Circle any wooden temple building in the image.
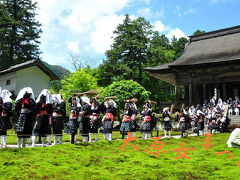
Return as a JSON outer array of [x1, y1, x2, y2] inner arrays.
[[144, 25, 240, 106]]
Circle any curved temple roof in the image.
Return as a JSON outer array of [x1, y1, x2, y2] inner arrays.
[[144, 25, 240, 84]]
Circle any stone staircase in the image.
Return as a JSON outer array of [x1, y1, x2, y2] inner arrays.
[[229, 115, 240, 129]]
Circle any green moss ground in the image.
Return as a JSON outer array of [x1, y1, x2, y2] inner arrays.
[[0, 131, 239, 179]]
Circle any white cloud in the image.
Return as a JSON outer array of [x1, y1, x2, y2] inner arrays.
[[153, 21, 170, 33], [90, 15, 125, 53], [66, 41, 80, 54], [184, 8, 196, 15], [153, 21, 186, 40], [167, 28, 187, 39], [137, 8, 152, 18], [32, 0, 133, 65], [90, 15, 138, 53]]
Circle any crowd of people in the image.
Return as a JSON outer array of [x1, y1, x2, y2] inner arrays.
[[0, 86, 236, 148]]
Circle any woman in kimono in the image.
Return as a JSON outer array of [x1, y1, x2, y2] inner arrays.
[[234, 96, 240, 115], [32, 89, 53, 147], [52, 94, 66, 145], [0, 89, 13, 147], [79, 96, 91, 142], [120, 101, 133, 139], [141, 103, 153, 140], [89, 97, 102, 142], [130, 103, 138, 138], [228, 98, 234, 116], [65, 96, 81, 144], [162, 107, 172, 137], [101, 99, 117, 141], [178, 104, 190, 137], [15, 87, 36, 148], [196, 105, 205, 135]]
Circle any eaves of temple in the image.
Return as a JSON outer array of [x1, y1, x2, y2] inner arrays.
[[143, 25, 240, 105]]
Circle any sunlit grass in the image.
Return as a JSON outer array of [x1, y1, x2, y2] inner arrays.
[[0, 131, 239, 179]]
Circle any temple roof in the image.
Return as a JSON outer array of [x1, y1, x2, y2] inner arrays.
[[144, 25, 240, 83]]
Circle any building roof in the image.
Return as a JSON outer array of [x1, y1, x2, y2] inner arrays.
[[144, 25, 240, 83], [0, 60, 59, 80]]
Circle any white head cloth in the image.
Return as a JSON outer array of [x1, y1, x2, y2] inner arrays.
[[108, 100, 116, 108], [72, 97, 81, 107], [52, 94, 63, 104], [132, 103, 137, 110], [1, 89, 12, 103], [163, 107, 169, 113], [36, 89, 53, 104], [183, 108, 188, 115], [81, 96, 90, 105], [16, 87, 35, 101]]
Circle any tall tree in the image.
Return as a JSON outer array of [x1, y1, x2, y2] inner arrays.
[[171, 36, 188, 59], [105, 14, 153, 85], [0, 0, 42, 71]]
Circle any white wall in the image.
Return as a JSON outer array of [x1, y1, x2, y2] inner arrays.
[[16, 66, 51, 98], [0, 72, 17, 93]]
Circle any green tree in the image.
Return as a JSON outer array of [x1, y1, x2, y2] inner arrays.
[[0, 0, 42, 71], [171, 36, 188, 59], [61, 69, 99, 99], [144, 32, 176, 102], [105, 14, 153, 85], [101, 80, 150, 109], [193, 29, 206, 35]]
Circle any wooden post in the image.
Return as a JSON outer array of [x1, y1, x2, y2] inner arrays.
[[176, 85, 181, 102], [203, 83, 206, 102], [223, 82, 227, 101], [189, 83, 192, 105], [193, 82, 197, 105], [184, 85, 188, 105]]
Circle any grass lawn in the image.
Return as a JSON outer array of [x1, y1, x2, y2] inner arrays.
[[0, 131, 239, 179]]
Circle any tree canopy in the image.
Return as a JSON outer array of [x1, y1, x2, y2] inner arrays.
[[0, 0, 42, 71], [96, 14, 187, 103], [61, 69, 99, 99], [101, 80, 150, 109]]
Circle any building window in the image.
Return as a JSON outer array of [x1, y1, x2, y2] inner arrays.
[[6, 80, 11, 86]]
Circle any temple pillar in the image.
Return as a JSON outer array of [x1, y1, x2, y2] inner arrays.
[[189, 83, 193, 105], [203, 83, 206, 102], [223, 82, 227, 101]]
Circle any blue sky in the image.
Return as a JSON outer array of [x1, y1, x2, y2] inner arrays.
[[33, 0, 240, 71]]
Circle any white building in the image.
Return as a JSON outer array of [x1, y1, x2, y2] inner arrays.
[[0, 60, 59, 98]]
